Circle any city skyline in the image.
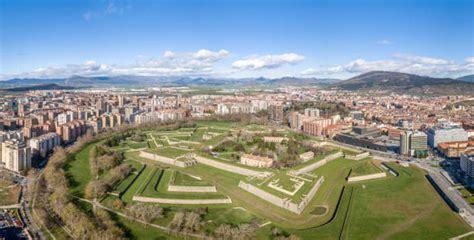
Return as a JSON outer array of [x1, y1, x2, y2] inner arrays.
[[1, 0, 473, 80]]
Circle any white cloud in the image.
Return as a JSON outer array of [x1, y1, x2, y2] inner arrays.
[[193, 49, 229, 61], [232, 53, 304, 70], [466, 57, 474, 64], [302, 55, 474, 77], [377, 39, 393, 45], [163, 51, 175, 58], [1, 49, 231, 80]]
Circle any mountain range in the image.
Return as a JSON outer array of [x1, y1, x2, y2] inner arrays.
[[457, 74, 474, 82], [0, 76, 340, 88], [330, 71, 474, 95], [1, 72, 473, 95]]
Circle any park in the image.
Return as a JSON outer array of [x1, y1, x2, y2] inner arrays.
[[61, 120, 471, 239]]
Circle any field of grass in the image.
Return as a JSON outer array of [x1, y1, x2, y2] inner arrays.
[[349, 160, 382, 177], [66, 142, 96, 197], [138, 168, 227, 200], [0, 179, 20, 205], [64, 123, 472, 240], [148, 146, 190, 158], [171, 171, 211, 186]]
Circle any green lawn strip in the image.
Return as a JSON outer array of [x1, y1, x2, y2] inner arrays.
[[66, 142, 97, 197], [203, 134, 226, 146], [195, 120, 237, 128], [124, 140, 148, 149], [120, 165, 153, 203], [190, 128, 207, 141]]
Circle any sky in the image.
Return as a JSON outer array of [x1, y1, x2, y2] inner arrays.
[[0, 0, 473, 80]]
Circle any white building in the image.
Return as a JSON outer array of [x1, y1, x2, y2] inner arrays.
[[0, 131, 23, 163], [240, 154, 274, 168], [29, 132, 60, 158], [427, 125, 468, 148], [135, 110, 185, 125], [217, 103, 230, 115], [1, 139, 31, 173]]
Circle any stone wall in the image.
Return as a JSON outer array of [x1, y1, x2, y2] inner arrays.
[[194, 156, 271, 178], [347, 172, 386, 182], [238, 176, 324, 214], [139, 151, 187, 168], [345, 151, 370, 160], [133, 196, 232, 204], [167, 185, 217, 193], [291, 152, 343, 175]]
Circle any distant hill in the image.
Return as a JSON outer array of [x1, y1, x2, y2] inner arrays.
[[457, 74, 474, 82], [2, 83, 75, 92], [0, 76, 141, 88], [331, 71, 474, 95], [0, 76, 340, 88]]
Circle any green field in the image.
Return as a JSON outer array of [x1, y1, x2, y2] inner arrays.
[[349, 160, 382, 177], [138, 167, 226, 200], [171, 171, 211, 186], [148, 146, 191, 158], [63, 122, 472, 240], [67, 143, 95, 197]]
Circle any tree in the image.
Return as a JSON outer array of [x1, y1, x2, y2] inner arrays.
[[169, 211, 185, 232], [184, 211, 201, 232]]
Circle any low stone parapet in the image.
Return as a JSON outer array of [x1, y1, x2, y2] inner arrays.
[[291, 152, 343, 175], [194, 155, 271, 178], [132, 196, 232, 204], [347, 172, 386, 182], [139, 151, 187, 168], [345, 151, 370, 160], [238, 176, 324, 214], [167, 185, 217, 193]]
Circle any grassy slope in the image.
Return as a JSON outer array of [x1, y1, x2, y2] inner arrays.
[[67, 143, 95, 197]]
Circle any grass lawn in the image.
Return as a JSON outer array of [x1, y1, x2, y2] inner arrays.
[[0, 179, 20, 205], [125, 141, 148, 149], [148, 147, 190, 158], [349, 160, 382, 177], [139, 168, 227, 200], [171, 171, 212, 186], [66, 142, 96, 197], [64, 123, 473, 240]]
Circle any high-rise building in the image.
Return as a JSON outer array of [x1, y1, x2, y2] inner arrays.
[[400, 131, 411, 156], [29, 132, 60, 158], [460, 153, 474, 178], [269, 104, 284, 122], [304, 108, 320, 118], [0, 131, 23, 163], [410, 131, 428, 151], [1, 139, 31, 173]]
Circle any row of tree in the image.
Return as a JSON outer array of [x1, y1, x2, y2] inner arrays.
[[39, 132, 126, 239]]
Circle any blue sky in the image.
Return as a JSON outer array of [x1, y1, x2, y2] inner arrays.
[[1, 0, 473, 80]]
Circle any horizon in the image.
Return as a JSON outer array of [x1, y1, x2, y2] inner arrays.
[[1, 0, 473, 80]]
